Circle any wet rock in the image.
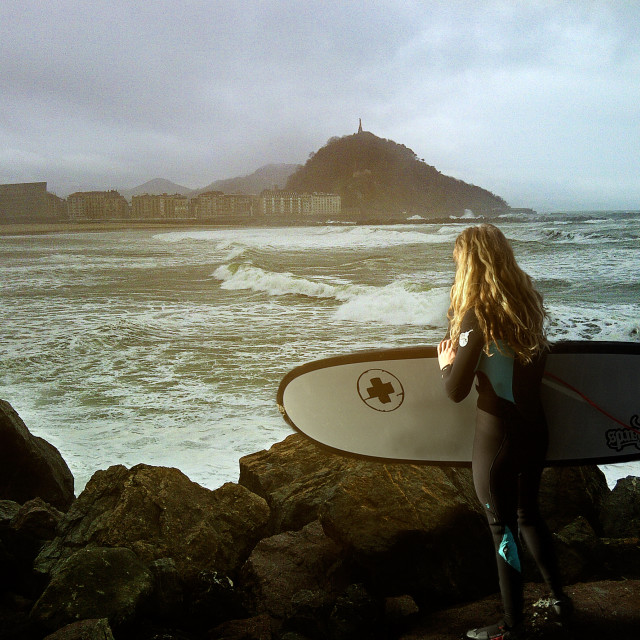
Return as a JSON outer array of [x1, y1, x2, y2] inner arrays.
[[538, 466, 609, 533], [0, 400, 75, 511], [34, 464, 270, 586], [327, 583, 384, 640], [147, 557, 184, 624], [0, 499, 20, 523], [318, 462, 495, 603], [11, 497, 64, 541], [239, 434, 356, 533], [5, 497, 65, 596], [239, 434, 611, 608], [186, 570, 246, 632], [600, 476, 640, 538], [241, 520, 347, 620], [599, 537, 640, 577], [42, 617, 115, 639], [209, 613, 276, 640], [31, 546, 154, 632], [554, 516, 601, 584]]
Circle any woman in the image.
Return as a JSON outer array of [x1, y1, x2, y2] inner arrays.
[[437, 224, 572, 640]]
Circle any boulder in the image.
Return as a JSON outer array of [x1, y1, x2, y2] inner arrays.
[[11, 497, 64, 541], [538, 466, 609, 533], [554, 516, 601, 584], [43, 618, 115, 639], [0, 499, 20, 523], [326, 583, 384, 640], [599, 537, 640, 577], [147, 557, 184, 623], [239, 434, 357, 533], [241, 520, 348, 620], [0, 400, 75, 511], [34, 464, 270, 586], [600, 476, 640, 538], [209, 613, 276, 640], [239, 434, 611, 607], [318, 461, 494, 603], [31, 546, 153, 632], [7, 497, 65, 593]]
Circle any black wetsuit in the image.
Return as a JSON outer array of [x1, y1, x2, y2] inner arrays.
[[441, 308, 562, 627]]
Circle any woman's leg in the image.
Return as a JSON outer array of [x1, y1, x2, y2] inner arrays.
[[472, 409, 524, 628], [517, 465, 564, 599]]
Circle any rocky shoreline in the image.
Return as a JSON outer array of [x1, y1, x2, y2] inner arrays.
[[1, 398, 639, 639]]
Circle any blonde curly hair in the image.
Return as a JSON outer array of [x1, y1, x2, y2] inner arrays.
[[447, 224, 548, 363]]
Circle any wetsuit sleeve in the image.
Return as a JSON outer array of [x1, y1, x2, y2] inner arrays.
[[441, 308, 483, 403]]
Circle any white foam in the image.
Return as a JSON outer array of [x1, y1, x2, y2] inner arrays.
[[212, 263, 356, 299], [334, 283, 450, 326], [212, 262, 451, 327], [547, 303, 640, 342], [156, 225, 453, 251]]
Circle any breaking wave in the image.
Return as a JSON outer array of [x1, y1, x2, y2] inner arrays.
[[212, 262, 450, 326]]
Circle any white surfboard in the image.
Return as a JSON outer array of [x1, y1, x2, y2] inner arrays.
[[277, 342, 640, 466]]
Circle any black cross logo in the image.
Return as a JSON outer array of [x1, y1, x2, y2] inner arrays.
[[366, 377, 395, 404]]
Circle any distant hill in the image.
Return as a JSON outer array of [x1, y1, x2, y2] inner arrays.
[[285, 132, 508, 216], [120, 179, 192, 200], [191, 163, 301, 196]]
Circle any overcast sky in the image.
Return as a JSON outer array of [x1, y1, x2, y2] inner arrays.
[[1, 1, 639, 211]]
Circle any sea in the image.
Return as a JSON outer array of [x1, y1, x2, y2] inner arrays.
[[1, 210, 639, 495]]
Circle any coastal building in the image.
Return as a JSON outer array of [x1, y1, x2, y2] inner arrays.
[[0, 181, 62, 222], [258, 189, 341, 216], [131, 193, 191, 219], [68, 190, 129, 220], [309, 193, 341, 216], [46, 192, 68, 219], [192, 191, 254, 218]]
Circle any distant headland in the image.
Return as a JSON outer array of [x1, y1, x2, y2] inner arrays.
[[1, 125, 534, 227]]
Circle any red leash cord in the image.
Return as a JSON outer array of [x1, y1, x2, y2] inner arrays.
[[543, 371, 640, 436]]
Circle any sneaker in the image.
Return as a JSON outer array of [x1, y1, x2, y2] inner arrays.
[[464, 620, 524, 639], [552, 595, 574, 627]]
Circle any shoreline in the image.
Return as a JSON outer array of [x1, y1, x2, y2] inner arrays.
[[0, 220, 244, 236]]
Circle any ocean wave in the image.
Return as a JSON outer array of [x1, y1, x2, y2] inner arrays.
[[212, 262, 450, 326], [213, 263, 356, 299], [156, 225, 455, 251], [547, 303, 640, 342], [450, 209, 484, 220], [334, 282, 450, 326]]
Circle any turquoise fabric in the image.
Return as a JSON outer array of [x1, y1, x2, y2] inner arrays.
[[499, 526, 521, 572], [476, 341, 515, 404]]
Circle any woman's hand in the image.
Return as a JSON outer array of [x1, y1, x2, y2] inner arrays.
[[437, 339, 456, 369]]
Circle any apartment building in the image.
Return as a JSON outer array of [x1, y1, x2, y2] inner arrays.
[[68, 190, 129, 220], [192, 191, 254, 218], [131, 193, 191, 219], [259, 189, 341, 216]]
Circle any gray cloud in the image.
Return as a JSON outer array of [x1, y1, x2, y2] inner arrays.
[[1, 0, 639, 210]]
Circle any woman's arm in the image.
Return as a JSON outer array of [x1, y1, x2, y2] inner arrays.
[[439, 308, 484, 403]]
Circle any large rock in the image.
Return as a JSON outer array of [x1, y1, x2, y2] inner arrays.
[[318, 462, 494, 603], [34, 464, 270, 585], [239, 434, 357, 533], [0, 400, 74, 511], [600, 476, 640, 538], [538, 466, 609, 533], [11, 497, 64, 541], [554, 516, 602, 584], [241, 520, 348, 620], [31, 547, 153, 632], [240, 434, 612, 605], [43, 618, 115, 640]]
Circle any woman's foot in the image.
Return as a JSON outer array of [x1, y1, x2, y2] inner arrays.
[[552, 594, 574, 627], [464, 620, 524, 639]]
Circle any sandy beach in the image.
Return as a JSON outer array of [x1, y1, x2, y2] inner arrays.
[[0, 221, 219, 236]]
